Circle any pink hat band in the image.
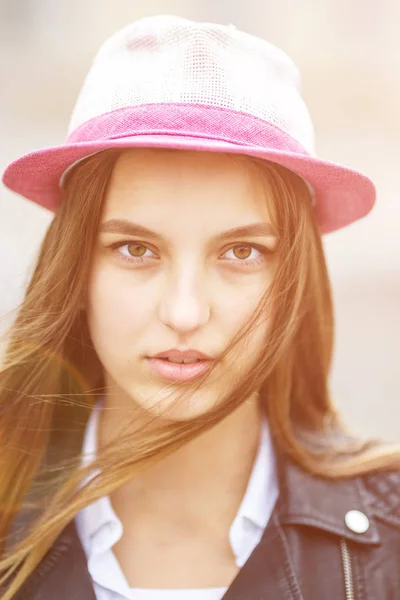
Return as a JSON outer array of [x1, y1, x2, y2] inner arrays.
[[2, 15, 376, 233], [66, 104, 306, 153]]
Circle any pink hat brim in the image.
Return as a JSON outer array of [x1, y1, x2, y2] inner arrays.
[[2, 104, 375, 234]]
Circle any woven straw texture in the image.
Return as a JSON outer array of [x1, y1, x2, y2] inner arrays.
[[68, 16, 316, 154]]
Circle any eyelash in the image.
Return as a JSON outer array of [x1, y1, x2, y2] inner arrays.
[[108, 240, 271, 268]]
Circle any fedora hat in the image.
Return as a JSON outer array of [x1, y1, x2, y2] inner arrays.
[[2, 15, 375, 233]]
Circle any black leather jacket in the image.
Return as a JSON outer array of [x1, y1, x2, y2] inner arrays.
[[10, 452, 400, 599]]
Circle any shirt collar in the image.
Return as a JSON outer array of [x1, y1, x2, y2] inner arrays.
[[75, 398, 120, 553], [75, 400, 278, 566], [237, 410, 278, 529], [229, 411, 278, 566]]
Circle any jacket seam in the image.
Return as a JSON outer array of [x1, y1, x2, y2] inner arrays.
[[361, 481, 400, 527], [351, 547, 368, 600], [279, 513, 379, 545], [15, 539, 72, 598], [370, 511, 400, 528], [360, 472, 400, 527], [273, 514, 304, 600]]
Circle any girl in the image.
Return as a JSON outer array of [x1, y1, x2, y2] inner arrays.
[[1, 15, 399, 600]]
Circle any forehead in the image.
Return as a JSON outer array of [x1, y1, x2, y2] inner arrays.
[[102, 149, 271, 224]]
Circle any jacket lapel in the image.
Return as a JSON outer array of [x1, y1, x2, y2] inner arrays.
[[223, 509, 304, 599], [18, 507, 303, 600], [14, 520, 96, 600], [13, 447, 382, 600], [275, 450, 380, 545]]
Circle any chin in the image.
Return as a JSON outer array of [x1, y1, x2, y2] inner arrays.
[[128, 383, 220, 422]]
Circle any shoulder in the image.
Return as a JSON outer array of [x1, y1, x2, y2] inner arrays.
[[7, 519, 95, 600], [362, 468, 400, 528]]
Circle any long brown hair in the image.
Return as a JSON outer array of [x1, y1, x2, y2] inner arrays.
[[0, 148, 399, 598]]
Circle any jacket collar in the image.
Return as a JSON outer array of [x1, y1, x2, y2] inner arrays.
[[275, 447, 381, 545], [13, 439, 383, 599], [12, 519, 96, 600]]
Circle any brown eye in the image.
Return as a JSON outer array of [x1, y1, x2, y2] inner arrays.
[[222, 244, 268, 266], [232, 245, 252, 260], [110, 240, 157, 264], [127, 243, 147, 257]]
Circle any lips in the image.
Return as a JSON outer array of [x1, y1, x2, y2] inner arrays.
[[146, 357, 213, 382], [159, 357, 203, 364], [152, 348, 213, 361], [147, 348, 214, 382]]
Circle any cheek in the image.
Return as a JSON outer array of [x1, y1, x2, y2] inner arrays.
[[223, 316, 269, 384], [217, 279, 270, 365], [86, 267, 152, 355], [218, 276, 269, 323]]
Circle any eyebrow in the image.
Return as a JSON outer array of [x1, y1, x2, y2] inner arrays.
[[99, 219, 276, 242]]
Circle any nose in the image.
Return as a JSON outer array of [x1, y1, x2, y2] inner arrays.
[[159, 262, 210, 335]]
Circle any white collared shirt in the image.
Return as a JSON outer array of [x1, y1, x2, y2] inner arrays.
[[75, 401, 279, 600]]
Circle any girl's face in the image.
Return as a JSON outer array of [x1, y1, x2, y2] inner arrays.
[[86, 149, 278, 420]]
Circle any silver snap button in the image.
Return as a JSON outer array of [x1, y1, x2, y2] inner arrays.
[[344, 510, 370, 534]]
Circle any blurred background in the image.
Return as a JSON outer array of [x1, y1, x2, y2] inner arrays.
[[0, 0, 399, 441]]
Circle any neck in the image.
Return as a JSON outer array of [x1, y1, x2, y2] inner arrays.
[[98, 392, 263, 537]]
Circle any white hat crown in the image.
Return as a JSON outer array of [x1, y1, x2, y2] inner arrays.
[[68, 15, 316, 155]]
